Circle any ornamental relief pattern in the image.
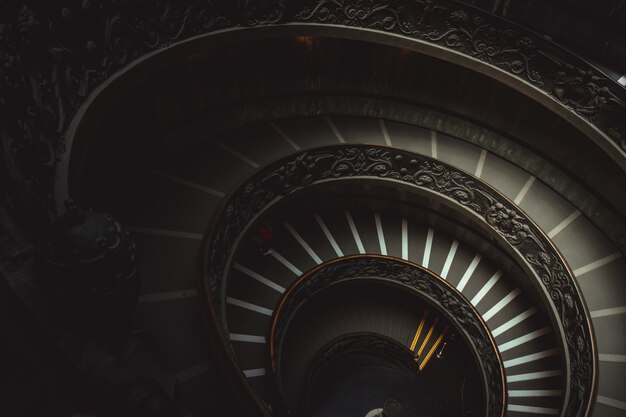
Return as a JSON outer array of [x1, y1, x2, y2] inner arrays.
[[306, 332, 421, 386], [295, 0, 543, 86], [1, 0, 625, 219], [204, 145, 592, 417]]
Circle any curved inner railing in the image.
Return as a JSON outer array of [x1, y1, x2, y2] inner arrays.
[[304, 333, 429, 416], [201, 145, 595, 417], [268, 255, 506, 417]]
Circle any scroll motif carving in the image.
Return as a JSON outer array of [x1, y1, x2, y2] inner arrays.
[[203, 145, 593, 417], [293, 0, 626, 148], [296, 1, 543, 86]]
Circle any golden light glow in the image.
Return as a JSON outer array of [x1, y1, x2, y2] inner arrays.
[[419, 325, 449, 371], [410, 309, 429, 351], [294, 36, 317, 50], [416, 316, 439, 358]]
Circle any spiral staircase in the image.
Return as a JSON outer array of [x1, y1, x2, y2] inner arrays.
[[2, 2, 626, 417], [75, 111, 625, 416]]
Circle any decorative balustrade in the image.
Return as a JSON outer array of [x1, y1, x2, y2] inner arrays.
[[201, 145, 595, 417]]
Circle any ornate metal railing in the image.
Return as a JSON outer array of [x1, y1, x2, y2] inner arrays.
[[304, 332, 421, 392], [303, 332, 423, 415], [201, 144, 594, 417], [2, 0, 625, 221], [268, 256, 505, 417]]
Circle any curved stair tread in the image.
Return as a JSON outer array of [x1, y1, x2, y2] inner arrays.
[[226, 211, 563, 413], [97, 116, 626, 415]]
